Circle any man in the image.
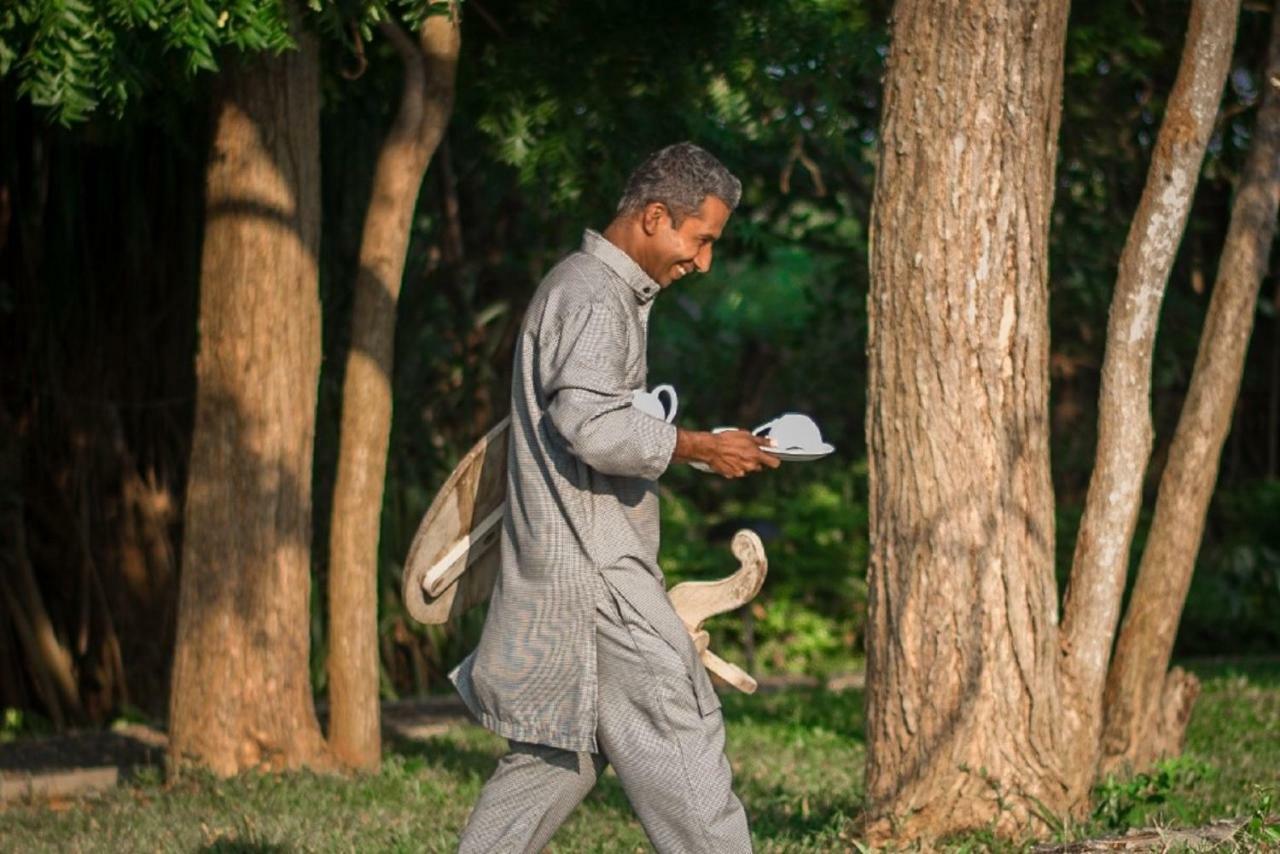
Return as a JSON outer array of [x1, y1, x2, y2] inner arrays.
[[452, 142, 778, 853]]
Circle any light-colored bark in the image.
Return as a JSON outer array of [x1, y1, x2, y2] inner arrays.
[[167, 20, 329, 775], [1058, 0, 1238, 796], [1101, 4, 1280, 774], [327, 5, 461, 772], [864, 0, 1071, 842]]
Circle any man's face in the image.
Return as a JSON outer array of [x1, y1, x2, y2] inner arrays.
[[639, 196, 731, 287]]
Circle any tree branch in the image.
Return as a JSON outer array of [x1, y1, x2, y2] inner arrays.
[[1057, 0, 1239, 784], [1100, 0, 1280, 773], [377, 19, 429, 149], [327, 2, 461, 772]]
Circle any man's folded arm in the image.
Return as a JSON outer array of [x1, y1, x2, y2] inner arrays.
[[541, 303, 677, 479]]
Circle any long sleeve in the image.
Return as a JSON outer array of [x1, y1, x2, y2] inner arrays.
[[539, 302, 677, 479]]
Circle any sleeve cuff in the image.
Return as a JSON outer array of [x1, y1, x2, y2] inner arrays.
[[637, 416, 679, 480]]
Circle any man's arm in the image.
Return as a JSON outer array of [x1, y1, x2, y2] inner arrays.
[[541, 302, 677, 479], [674, 427, 780, 479], [541, 299, 780, 481]]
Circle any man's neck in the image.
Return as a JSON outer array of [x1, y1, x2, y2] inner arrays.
[[601, 218, 653, 281]]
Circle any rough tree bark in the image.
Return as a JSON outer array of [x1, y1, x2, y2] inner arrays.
[[1058, 0, 1238, 797], [327, 5, 461, 771], [1101, 5, 1280, 774], [865, 0, 1072, 841], [865, 0, 1243, 842], [167, 19, 329, 775]]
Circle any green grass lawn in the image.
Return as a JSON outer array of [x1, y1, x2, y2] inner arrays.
[[0, 661, 1276, 852]]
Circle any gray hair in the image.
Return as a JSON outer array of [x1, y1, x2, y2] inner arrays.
[[616, 142, 742, 225]]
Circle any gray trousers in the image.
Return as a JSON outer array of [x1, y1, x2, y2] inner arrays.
[[456, 578, 752, 853]]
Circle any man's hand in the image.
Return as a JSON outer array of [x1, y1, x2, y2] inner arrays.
[[673, 428, 782, 479]]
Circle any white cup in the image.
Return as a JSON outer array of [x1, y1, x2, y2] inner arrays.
[[753, 412, 823, 450], [632, 384, 679, 423]]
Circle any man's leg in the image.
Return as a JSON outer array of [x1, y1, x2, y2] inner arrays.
[[457, 740, 606, 854], [595, 579, 753, 853]]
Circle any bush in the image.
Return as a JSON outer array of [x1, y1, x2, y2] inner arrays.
[[1178, 478, 1280, 656], [659, 461, 869, 677]]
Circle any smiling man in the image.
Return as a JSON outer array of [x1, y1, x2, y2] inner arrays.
[[452, 143, 777, 853]]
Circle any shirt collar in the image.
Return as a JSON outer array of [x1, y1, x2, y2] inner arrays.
[[580, 229, 661, 303]]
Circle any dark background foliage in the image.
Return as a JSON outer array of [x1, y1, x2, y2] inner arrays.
[[1, 0, 1277, 725]]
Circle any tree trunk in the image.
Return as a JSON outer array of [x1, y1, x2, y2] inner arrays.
[[327, 6, 461, 771], [0, 410, 83, 727], [1268, 278, 1278, 478], [167, 19, 329, 775], [1100, 5, 1280, 774], [864, 0, 1071, 842], [1058, 0, 1238, 797]]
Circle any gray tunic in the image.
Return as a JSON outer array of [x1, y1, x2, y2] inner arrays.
[[449, 229, 720, 753]]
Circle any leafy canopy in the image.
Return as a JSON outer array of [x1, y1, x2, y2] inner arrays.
[[0, 0, 448, 125]]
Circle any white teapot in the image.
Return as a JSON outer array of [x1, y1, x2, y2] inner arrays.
[[632, 384, 678, 423]]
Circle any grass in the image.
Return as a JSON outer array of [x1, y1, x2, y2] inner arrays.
[[0, 661, 1276, 852]]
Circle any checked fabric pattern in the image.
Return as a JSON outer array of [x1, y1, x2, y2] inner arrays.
[[456, 574, 751, 853], [450, 229, 718, 755]]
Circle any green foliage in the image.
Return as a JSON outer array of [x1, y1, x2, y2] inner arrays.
[[659, 462, 868, 677], [457, 0, 884, 225], [1179, 479, 1280, 655], [1092, 756, 1213, 831], [1, 707, 53, 742], [0, 0, 296, 124], [760, 479, 868, 674], [0, 0, 455, 124], [1241, 786, 1280, 847]]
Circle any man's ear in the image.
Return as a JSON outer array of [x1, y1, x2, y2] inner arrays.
[[640, 202, 669, 236]]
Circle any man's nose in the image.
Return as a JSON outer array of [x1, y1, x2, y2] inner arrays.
[[694, 244, 713, 273]]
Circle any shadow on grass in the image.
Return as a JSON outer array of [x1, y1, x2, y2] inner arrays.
[[199, 843, 289, 853], [386, 734, 640, 825], [387, 734, 499, 784], [0, 729, 165, 779]]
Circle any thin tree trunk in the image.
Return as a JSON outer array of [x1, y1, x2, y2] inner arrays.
[[1101, 5, 1280, 774], [0, 409, 83, 726], [1269, 281, 1278, 478], [865, 0, 1070, 842], [327, 6, 460, 771], [168, 17, 329, 775], [1058, 0, 1238, 798]]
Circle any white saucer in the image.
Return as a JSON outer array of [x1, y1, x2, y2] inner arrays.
[[763, 443, 835, 462]]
